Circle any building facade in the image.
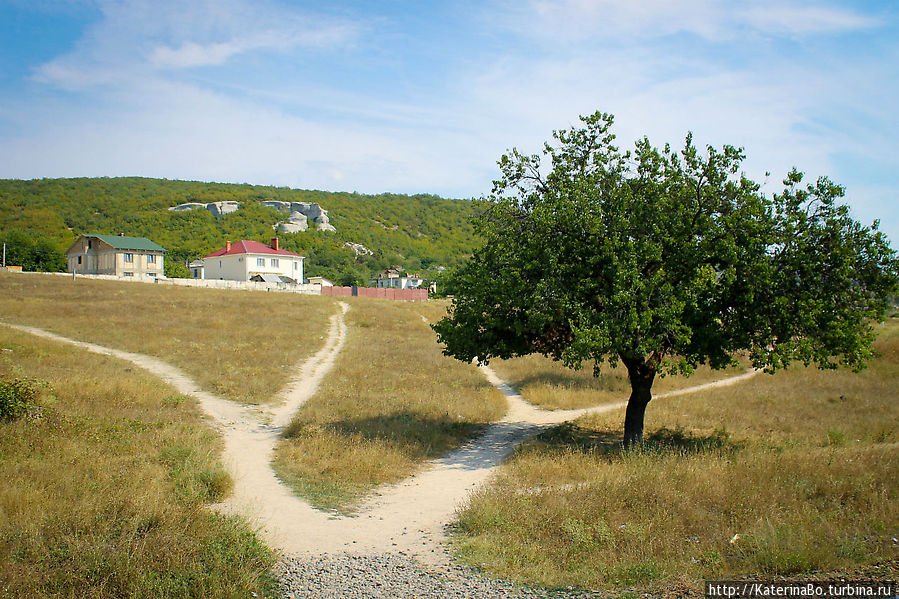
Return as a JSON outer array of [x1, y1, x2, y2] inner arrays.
[[66, 234, 166, 279], [198, 238, 304, 283]]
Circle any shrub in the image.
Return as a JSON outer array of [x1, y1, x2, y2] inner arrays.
[[0, 377, 46, 421]]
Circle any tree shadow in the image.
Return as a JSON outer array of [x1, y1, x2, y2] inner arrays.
[[522, 421, 742, 461], [285, 410, 491, 461], [509, 370, 629, 393]]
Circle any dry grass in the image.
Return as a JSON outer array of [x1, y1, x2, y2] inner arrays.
[[0, 272, 335, 404], [0, 326, 276, 598], [490, 353, 748, 410], [272, 297, 506, 512], [453, 319, 899, 595]]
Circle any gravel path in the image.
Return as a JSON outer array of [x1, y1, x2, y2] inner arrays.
[[274, 553, 601, 599]]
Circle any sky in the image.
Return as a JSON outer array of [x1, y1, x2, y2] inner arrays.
[[0, 0, 897, 244]]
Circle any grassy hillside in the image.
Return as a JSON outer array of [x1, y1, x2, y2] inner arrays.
[[0, 177, 481, 283]]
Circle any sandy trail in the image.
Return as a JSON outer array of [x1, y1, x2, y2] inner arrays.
[[2, 310, 761, 564]]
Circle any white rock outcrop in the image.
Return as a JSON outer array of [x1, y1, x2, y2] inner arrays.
[[264, 201, 336, 232]]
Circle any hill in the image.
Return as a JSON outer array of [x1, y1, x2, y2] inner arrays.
[[0, 177, 482, 284]]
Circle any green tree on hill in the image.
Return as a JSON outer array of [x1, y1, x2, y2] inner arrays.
[[433, 111, 899, 446]]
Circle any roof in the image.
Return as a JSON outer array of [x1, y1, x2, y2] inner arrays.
[[75, 234, 166, 252], [203, 240, 304, 259]]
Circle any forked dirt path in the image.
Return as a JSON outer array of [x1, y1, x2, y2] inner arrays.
[[2, 309, 761, 565]]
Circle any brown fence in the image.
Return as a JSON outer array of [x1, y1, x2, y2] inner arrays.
[[321, 286, 428, 301]]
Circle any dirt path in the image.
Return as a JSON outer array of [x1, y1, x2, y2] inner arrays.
[[2, 311, 761, 565]]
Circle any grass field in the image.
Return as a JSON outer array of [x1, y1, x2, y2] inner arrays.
[[0, 272, 335, 404], [454, 319, 899, 596], [272, 297, 506, 512], [490, 353, 748, 410], [0, 326, 275, 598]]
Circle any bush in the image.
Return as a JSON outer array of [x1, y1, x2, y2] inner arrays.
[[0, 377, 45, 421]]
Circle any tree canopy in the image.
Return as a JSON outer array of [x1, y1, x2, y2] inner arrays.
[[433, 111, 899, 446]]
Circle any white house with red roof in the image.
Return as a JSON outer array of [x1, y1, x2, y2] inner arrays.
[[197, 238, 304, 283]]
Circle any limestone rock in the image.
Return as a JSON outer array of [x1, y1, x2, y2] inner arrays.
[[276, 211, 309, 233], [168, 202, 208, 211]]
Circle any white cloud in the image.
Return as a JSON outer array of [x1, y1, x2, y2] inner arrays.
[[504, 0, 878, 41], [33, 0, 359, 87], [738, 4, 880, 35]]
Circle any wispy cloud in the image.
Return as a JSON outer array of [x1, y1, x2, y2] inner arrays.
[[33, 0, 359, 87], [504, 0, 879, 41]]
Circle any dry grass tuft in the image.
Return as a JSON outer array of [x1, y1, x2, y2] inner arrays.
[[272, 298, 505, 512], [0, 326, 275, 598], [454, 319, 899, 595], [0, 272, 335, 404]]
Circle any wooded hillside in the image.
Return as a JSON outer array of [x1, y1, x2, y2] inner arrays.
[[0, 177, 481, 284]]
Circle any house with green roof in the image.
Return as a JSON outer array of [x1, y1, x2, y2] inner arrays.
[[66, 234, 166, 280]]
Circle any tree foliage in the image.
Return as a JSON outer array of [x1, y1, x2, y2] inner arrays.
[[0, 177, 481, 278], [433, 111, 899, 445]]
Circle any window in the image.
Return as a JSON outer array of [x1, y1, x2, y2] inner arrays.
[[124, 272, 134, 277], [219, 261, 222, 268], [77, 256, 82, 265], [293, 261, 298, 270], [147, 254, 156, 264], [271, 258, 279, 267], [146, 273, 156, 278], [257, 258, 265, 267], [124, 253, 134, 263]]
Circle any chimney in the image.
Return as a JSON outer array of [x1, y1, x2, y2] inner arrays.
[[271, 237, 279, 251], [225, 241, 231, 252]]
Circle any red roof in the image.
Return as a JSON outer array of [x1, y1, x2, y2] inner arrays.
[[203, 240, 304, 259]]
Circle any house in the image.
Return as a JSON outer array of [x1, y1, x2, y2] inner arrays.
[[198, 238, 304, 283], [66, 234, 166, 279], [188, 259, 205, 279], [307, 276, 334, 287], [370, 268, 424, 289]]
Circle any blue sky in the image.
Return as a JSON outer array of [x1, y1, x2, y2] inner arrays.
[[1, 0, 896, 244]]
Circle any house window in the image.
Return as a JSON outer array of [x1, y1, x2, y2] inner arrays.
[[146, 273, 156, 278], [271, 258, 279, 267], [219, 261, 222, 268], [147, 254, 156, 264], [124, 253, 134, 263], [124, 272, 134, 277], [293, 261, 298, 270], [87, 239, 93, 249], [77, 256, 82, 265], [257, 258, 265, 267]]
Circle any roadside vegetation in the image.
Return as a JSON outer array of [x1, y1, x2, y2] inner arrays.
[[454, 318, 899, 596], [0, 326, 275, 598], [272, 298, 505, 513], [0, 272, 335, 404]]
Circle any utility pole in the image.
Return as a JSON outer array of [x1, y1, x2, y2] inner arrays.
[[2, 242, 5, 268]]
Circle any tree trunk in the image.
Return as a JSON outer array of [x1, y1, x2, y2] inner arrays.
[[621, 355, 657, 448]]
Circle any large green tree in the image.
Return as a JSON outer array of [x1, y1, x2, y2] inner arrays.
[[433, 112, 898, 446]]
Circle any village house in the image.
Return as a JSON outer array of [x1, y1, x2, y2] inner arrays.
[[306, 276, 334, 287], [66, 234, 166, 279], [195, 238, 304, 283], [370, 268, 424, 289]]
